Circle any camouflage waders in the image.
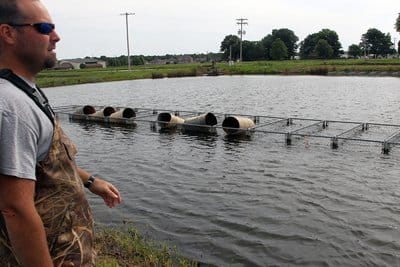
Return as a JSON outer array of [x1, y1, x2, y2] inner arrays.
[[0, 121, 95, 266]]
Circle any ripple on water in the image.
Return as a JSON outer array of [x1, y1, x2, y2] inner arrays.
[[47, 76, 400, 266]]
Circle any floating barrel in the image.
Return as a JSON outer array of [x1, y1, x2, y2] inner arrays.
[[182, 113, 218, 133], [91, 106, 116, 117], [184, 113, 217, 126], [110, 108, 136, 119], [109, 108, 137, 126], [222, 116, 255, 135], [73, 105, 96, 115], [157, 112, 184, 129]]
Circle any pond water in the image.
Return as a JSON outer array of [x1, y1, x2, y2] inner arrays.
[[44, 75, 400, 266]]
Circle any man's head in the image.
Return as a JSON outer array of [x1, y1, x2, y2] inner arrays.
[[0, 0, 60, 80], [0, 1, 23, 24]]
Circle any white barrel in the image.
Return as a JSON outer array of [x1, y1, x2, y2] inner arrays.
[[73, 105, 96, 115], [182, 113, 218, 133], [184, 113, 217, 126], [157, 113, 184, 128], [222, 116, 255, 135], [110, 108, 136, 119], [91, 106, 116, 117]]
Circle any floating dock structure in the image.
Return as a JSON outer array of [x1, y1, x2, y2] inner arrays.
[[54, 105, 400, 154]]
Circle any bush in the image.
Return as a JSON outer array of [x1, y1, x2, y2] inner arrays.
[[95, 225, 197, 267]]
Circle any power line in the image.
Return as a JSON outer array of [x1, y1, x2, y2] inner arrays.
[[120, 12, 135, 70], [236, 18, 248, 62]]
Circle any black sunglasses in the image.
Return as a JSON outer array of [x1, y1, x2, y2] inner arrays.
[[9, 22, 55, 35]]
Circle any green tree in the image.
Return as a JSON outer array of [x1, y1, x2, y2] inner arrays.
[[361, 28, 394, 57], [131, 55, 145, 66], [104, 56, 124, 67], [318, 29, 342, 57], [348, 44, 362, 58], [314, 39, 333, 59], [299, 29, 342, 59], [242, 41, 265, 61], [271, 29, 298, 58], [220, 35, 240, 61], [299, 33, 318, 59], [260, 34, 274, 59], [270, 38, 288, 60], [261, 28, 298, 59]]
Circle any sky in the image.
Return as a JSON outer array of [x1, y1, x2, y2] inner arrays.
[[42, 0, 400, 59]]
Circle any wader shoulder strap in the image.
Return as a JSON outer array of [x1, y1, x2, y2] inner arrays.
[[0, 68, 54, 125]]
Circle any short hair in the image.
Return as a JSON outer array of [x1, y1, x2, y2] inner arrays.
[[0, 0, 23, 24]]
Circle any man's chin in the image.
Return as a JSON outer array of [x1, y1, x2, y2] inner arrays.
[[44, 56, 58, 69]]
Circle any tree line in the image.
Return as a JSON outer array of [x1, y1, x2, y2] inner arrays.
[[91, 13, 400, 66], [220, 13, 400, 61], [97, 53, 222, 67]]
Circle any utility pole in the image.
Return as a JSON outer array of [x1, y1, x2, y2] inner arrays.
[[236, 18, 248, 62], [121, 12, 135, 70]]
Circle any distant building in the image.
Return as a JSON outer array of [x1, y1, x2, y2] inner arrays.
[[146, 58, 169, 65], [54, 58, 106, 70], [340, 51, 349, 59], [146, 55, 194, 65], [177, 55, 193, 64]]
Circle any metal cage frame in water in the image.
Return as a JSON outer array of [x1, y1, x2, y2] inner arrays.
[[53, 105, 400, 154]]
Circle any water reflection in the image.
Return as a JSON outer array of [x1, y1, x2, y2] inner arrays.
[[181, 132, 218, 148], [158, 128, 180, 135], [222, 134, 253, 156], [74, 120, 136, 135]]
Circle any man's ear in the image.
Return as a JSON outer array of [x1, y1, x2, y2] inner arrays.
[[0, 24, 17, 45]]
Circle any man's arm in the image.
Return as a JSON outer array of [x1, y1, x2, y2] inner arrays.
[[77, 168, 122, 208], [0, 174, 53, 267]]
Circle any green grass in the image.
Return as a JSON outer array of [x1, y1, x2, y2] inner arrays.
[[36, 59, 400, 88], [95, 225, 197, 267], [37, 64, 211, 87], [217, 59, 400, 75]]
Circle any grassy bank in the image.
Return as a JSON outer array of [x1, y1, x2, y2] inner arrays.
[[95, 225, 197, 267], [37, 59, 400, 88], [37, 64, 207, 87], [217, 58, 400, 75]]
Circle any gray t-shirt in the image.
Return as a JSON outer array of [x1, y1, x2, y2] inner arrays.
[[0, 78, 53, 180]]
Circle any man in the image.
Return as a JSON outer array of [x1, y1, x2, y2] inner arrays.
[[0, 0, 122, 266]]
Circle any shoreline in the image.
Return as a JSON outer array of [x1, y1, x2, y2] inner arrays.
[[327, 70, 400, 77], [37, 59, 400, 88], [95, 224, 198, 267]]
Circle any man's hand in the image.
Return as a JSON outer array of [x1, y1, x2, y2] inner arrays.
[[89, 177, 122, 208], [77, 168, 122, 208]]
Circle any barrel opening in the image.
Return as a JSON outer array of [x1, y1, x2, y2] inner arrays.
[[205, 113, 218, 126], [122, 108, 136, 118], [157, 113, 172, 122], [103, 107, 116, 116], [82, 105, 96, 115], [222, 117, 240, 129]]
